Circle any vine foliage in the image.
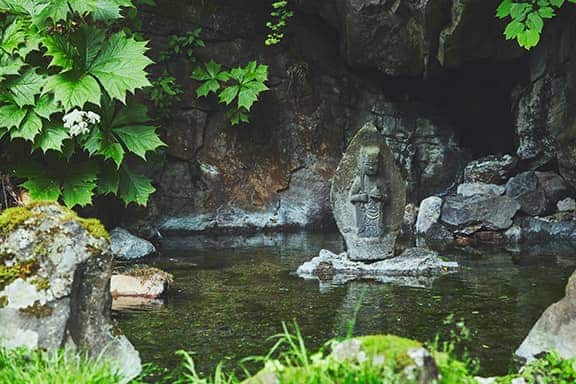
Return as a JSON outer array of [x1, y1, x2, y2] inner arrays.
[[0, 0, 163, 208], [497, 0, 576, 49]]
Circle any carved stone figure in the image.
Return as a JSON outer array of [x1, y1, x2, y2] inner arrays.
[[350, 146, 389, 238], [331, 122, 406, 261]]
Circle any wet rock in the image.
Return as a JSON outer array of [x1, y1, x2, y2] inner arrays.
[[297, 248, 457, 288], [422, 223, 455, 249], [473, 231, 505, 246], [517, 215, 576, 243], [504, 225, 523, 244], [402, 203, 419, 236], [0, 203, 141, 381], [111, 267, 173, 299], [441, 194, 521, 230], [557, 197, 576, 212], [416, 196, 443, 235], [111, 228, 156, 260], [516, 270, 576, 361], [457, 183, 505, 197], [506, 171, 570, 216], [463, 154, 518, 184]]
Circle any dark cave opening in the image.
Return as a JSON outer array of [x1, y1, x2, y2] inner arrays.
[[378, 59, 530, 158]]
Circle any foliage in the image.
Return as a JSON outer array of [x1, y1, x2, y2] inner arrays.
[[497, 0, 576, 49], [496, 351, 576, 384], [0, 0, 163, 208], [265, 1, 293, 46], [192, 60, 269, 125], [0, 348, 126, 384], [159, 28, 204, 63]]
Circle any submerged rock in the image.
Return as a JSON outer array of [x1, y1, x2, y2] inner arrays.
[[441, 194, 520, 230], [111, 267, 173, 299], [0, 203, 141, 381], [463, 154, 518, 185], [111, 227, 156, 260], [516, 270, 576, 361], [296, 248, 457, 288]]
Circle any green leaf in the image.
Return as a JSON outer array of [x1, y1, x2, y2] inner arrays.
[[11, 111, 42, 141], [550, 0, 565, 7], [504, 20, 525, 40], [0, 54, 25, 81], [118, 166, 155, 206], [237, 87, 260, 111], [45, 73, 101, 111], [9, 69, 45, 107], [21, 177, 60, 201], [0, 18, 27, 54], [510, 2, 532, 19], [42, 35, 78, 70], [33, 124, 69, 153], [61, 162, 98, 207], [519, 28, 541, 49], [0, 104, 27, 130], [527, 12, 544, 33], [539, 6, 555, 18], [496, 0, 512, 18], [34, 94, 61, 119], [196, 79, 220, 97], [219, 85, 240, 105], [113, 125, 165, 160], [97, 162, 120, 195], [89, 32, 152, 103]]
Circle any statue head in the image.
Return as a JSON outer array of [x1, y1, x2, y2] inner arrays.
[[361, 146, 380, 176]]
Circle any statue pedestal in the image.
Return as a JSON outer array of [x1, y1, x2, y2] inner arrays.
[[296, 248, 458, 290]]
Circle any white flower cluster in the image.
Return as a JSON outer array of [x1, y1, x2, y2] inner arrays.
[[63, 109, 101, 137]]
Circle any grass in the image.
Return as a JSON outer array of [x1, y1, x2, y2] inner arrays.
[[0, 348, 126, 384]]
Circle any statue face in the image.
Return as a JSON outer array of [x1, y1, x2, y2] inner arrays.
[[363, 156, 379, 176]]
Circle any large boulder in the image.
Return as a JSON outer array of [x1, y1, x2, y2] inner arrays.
[[505, 171, 570, 216], [517, 214, 576, 244], [0, 203, 141, 381], [516, 270, 576, 361], [416, 196, 443, 235], [441, 194, 520, 230]]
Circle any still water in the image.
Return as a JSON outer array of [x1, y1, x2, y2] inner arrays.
[[114, 233, 575, 376]]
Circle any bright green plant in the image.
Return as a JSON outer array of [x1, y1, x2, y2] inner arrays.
[[497, 0, 576, 49], [192, 60, 269, 125], [159, 28, 204, 63], [0, 0, 163, 208], [266, 1, 293, 46], [147, 72, 183, 117]]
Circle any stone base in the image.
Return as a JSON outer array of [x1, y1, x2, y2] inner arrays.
[[296, 248, 458, 289]]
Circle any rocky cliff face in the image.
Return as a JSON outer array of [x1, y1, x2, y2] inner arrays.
[[124, 0, 573, 236]]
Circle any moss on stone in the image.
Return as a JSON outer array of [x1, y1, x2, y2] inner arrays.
[[0, 207, 33, 235], [358, 335, 423, 368], [30, 276, 50, 291], [19, 301, 53, 318], [0, 259, 38, 290], [78, 218, 110, 241]]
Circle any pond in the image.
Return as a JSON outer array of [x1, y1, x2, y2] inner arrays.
[[114, 233, 575, 377]]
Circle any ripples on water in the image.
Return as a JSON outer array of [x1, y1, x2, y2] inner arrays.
[[114, 233, 575, 376]]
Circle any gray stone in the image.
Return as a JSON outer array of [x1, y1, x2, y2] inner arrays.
[[463, 154, 518, 184], [457, 183, 505, 197], [516, 270, 576, 362], [296, 248, 458, 288], [506, 171, 570, 216], [0, 203, 141, 382], [504, 225, 523, 244], [331, 122, 406, 261], [441, 194, 521, 230], [416, 196, 443, 235], [402, 203, 419, 236], [111, 228, 156, 260], [557, 197, 576, 212], [518, 215, 576, 243]]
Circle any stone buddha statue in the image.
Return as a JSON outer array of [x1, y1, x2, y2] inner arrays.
[[349, 146, 389, 238]]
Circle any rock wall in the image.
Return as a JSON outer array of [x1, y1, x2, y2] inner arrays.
[[124, 0, 576, 236]]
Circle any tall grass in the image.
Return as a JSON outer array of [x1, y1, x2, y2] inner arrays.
[[0, 348, 126, 384]]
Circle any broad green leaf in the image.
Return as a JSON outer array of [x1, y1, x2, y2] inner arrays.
[[118, 166, 155, 206], [496, 0, 512, 18], [1, 18, 27, 54], [237, 87, 260, 111], [113, 125, 165, 159], [42, 35, 78, 70], [33, 124, 69, 153], [0, 104, 27, 130], [89, 32, 152, 102], [9, 69, 45, 107], [539, 6, 555, 18], [21, 177, 60, 201], [196, 79, 220, 97], [97, 162, 120, 195], [61, 162, 98, 207], [504, 20, 525, 39], [111, 102, 150, 127], [550, 0, 565, 7], [11, 111, 42, 141], [219, 85, 240, 105], [510, 2, 532, 19], [35, 94, 61, 119], [527, 12, 544, 33], [45, 73, 101, 110], [0, 54, 25, 81]]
